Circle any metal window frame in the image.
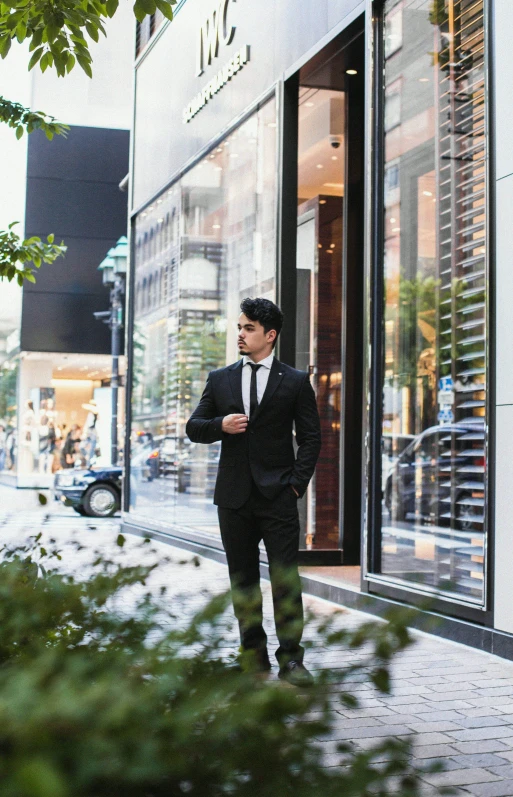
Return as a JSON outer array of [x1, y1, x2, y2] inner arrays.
[[361, 0, 495, 625]]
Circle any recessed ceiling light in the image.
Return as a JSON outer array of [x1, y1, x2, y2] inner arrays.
[[346, 69, 357, 75], [319, 199, 327, 204], [392, 227, 400, 232], [316, 164, 323, 169], [330, 244, 335, 249], [419, 78, 429, 82], [390, 217, 396, 223], [423, 190, 433, 196], [305, 102, 314, 107], [212, 224, 221, 229], [217, 147, 223, 152], [331, 155, 338, 161]]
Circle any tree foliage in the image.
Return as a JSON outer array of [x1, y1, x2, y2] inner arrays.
[[0, 0, 177, 78], [0, 222, 66, 285], [0, 96, 69, 139], [0, 534, 450, 797]]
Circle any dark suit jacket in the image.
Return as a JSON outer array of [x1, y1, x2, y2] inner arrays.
[[185, 358, 321, 509]]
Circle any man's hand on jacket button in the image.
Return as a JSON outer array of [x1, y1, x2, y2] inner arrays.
[[222, 414, 249, 434]]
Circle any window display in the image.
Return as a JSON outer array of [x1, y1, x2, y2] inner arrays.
[[129, 99, 277, 534], [379, 0, 487, 603]]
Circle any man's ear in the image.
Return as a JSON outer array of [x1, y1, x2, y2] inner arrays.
[[268, 329, 277, 344]]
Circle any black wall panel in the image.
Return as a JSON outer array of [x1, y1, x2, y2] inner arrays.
[[22, 125, 129, 355]]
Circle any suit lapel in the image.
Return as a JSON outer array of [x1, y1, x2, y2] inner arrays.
[[227, 359, 244, 413], [252, 358, 284, 421]]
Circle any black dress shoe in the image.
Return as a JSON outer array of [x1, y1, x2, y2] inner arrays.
[[278, 660, 314, 687]]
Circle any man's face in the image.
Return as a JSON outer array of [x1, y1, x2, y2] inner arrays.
[[237, 313, 276, 360]]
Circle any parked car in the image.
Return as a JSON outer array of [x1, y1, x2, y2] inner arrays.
[[53, 466, 122, 518], [384, 421, 485, 531]]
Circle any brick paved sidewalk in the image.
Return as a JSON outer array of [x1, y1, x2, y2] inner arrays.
[[2, 485, 513, 795]]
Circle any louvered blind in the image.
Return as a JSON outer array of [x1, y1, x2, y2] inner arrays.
[[436, 0, 486, 597]]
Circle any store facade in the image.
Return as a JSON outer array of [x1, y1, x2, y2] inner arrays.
[[125, 0, 513, 652]]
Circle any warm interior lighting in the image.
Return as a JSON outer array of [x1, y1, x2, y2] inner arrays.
[[346, 69, 357, 75]]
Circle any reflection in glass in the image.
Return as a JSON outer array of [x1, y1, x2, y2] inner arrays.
[[129, 99, 277, 535], [380, 0, 487, 602], [296, 87, 345, 550]]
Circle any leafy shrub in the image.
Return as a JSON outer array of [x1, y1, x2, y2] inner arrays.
[[0, 534, 446, 797]]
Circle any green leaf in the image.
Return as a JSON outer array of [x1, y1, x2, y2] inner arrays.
[[138, 0, 157, 13], [46, 22, 59, 43], [154, 0, 173, 20], [106, 0, 118, 16], [76, 53, 92, 77], [28, 46, 44, 71], [38, 493, 48, 505], [47, 233, 54, 244], [66, 53, 75, 72], [116, 534, 125, 548], [23, 271, 36, 282], [15, 125, 23, 139], [15, 20, 27, 43], [85, 21, 99, 42], [0, 37, 12, 58]]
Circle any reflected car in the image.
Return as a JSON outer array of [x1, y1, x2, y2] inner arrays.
[[53, 466, 122, 518], [382, 432, 415, 491], [158, 436, 191, 492], [131, 439, 160, 481], [384, 421, 486, 531]]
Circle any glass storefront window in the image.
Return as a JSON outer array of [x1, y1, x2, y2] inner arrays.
[[129, 98, 277, 534], [379, 0, 487, 603]]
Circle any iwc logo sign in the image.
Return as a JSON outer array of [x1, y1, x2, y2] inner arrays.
[[182, 0, 250, 124]]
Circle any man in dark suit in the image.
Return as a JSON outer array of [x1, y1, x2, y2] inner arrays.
[[186, 297, 321, 686]]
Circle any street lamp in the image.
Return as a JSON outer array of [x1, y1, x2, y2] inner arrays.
[[94, 236, 128, 466]]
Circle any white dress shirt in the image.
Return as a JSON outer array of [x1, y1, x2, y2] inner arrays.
[[241, 353, 274, 417]]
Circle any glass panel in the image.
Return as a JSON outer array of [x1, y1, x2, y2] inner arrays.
[[380, 0, 487, 603], [129, 98, 277, 534]]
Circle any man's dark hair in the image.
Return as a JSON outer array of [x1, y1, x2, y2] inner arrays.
[[240, 297, 284, 348]]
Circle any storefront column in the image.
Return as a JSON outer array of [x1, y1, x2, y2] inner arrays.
[[493, 0, 513, 633]]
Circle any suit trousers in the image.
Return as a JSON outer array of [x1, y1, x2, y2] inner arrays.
[[218, 483, 304, 666]]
